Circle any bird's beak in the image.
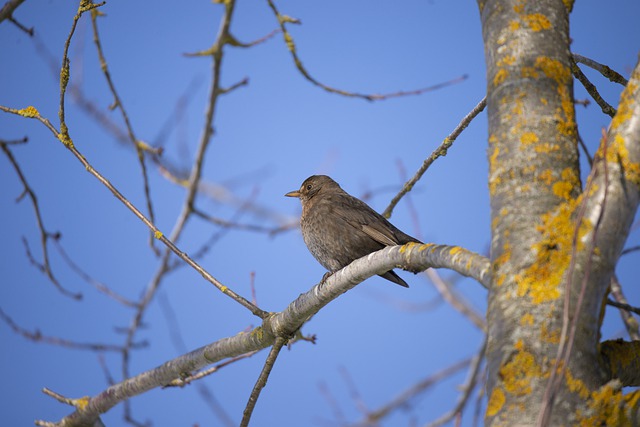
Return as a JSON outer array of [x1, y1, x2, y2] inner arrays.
[[285, 190, 301, 198]]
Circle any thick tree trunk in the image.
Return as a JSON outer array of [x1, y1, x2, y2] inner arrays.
[[479, 0, 640, 425]]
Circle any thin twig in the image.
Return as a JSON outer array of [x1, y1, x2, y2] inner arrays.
[[607, 299, 640, 315], [265, 0, 467, 101], [0, 0, 26, 22], [607, 288, 640, 340], [383, 96, 486, 218], [351, 357, 473, 426], [192, 208, 286, 234], [0, 136, 28, 144], [339, 367, 370, 416], [427, 269, 486, 331], [577, 130, 593, 167], [53, 239, 139, 308], [240, 336, 287, 427], [572, 53, 629, 86], [90, 9, 159, 254], [8, 14, 33, 35], [570, 58, 616, 117], [58, 1, 106, 143], [620, 245, 640, 256], [1, 141, 81, 299], [165, 351, 260, 388], [425, 338, 487, 427], [0, 306, 147, 352], [318, 381, 347, 424], [0, 105, 265, 316], [0, 0, 33, 37]]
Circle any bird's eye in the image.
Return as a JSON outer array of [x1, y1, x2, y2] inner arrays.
[[306, 184, 312, 191]]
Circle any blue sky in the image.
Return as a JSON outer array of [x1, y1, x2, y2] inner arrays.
[[1, 1, 639, 426]]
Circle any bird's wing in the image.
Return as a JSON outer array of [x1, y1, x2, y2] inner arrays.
[[331, 194, 401, 246], [361, 223, 399, 246]]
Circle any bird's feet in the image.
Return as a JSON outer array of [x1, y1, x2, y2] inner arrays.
[[320, 271, 332, 285]]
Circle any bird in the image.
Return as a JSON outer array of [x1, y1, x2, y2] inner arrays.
[[285, 175, 422, 287]]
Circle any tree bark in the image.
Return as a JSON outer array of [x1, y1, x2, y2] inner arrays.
[[479, 0, 640, 425]]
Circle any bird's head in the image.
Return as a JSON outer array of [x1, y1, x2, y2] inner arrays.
[[285, 175, 340, 202]]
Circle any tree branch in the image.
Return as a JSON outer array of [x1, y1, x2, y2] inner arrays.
[[265, 0, 466, 101], [1, 141, 81, 299], [36, 242, 489, 426], [383, 96, 486, 219], [240, 337, 287, 426], [572, 53, 629, 86], [0, 103, 266, 318]]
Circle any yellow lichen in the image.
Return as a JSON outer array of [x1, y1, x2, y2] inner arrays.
[[535, 56, 571, 84], [534, 142, 559, 154], [563, 0, 574, 12], [449, 246, 462, 256], [154, 230, 163, 239], [18, 105, 39, 118], [576, 382, 630, 425], [523, 13, 551, 31], [557, 84, 577, 137], [565, 369, 590, 400], [501, 340, 542, 396], [520, 313, 534, 326], [605, 134, 640, 188], [552, 181, 573, 200], [509, 20, 521, 31], [610, 81, 637, 132], [520, 132, 539, 145], [486, 388, 506, 417], [516, 200, 591, 304], [399, 241, 420, 253], [250, 326, 264, 340], [76, 396, 91, 410], [58, 132, 75, 149], [493, 69, 509, 86], [552, 167, 579, 200], [493, 242, 511, 287], [539, 169, 554, 186], [498, 55, 516, 67], [283, 32, 295, 52], [540, 322, 560, 344], [417, 243, 434, 252]]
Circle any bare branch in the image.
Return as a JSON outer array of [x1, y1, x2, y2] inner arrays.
[[166, 351, 260, 388], [0, 103, 266, 317], [572, 53, 629, 86], [0, 307, 147, 352], [89, 9, 159, 253], [424, 339, 487, 427], [0, 135, 28, 144], [351, 358, 473, 426], [0, 0, 26, 22], [427, 269, 486, 330], [240, 337, 287, 427], [383, 96, 486, 218], [36, 242, 488, 425], [620, 245, 640, 256], [53, 239, 139, 308], [1, 141, 81, 299], [265, 0, 467, 101], [571, 57, 616, 117], [0, 0, 33, 36]]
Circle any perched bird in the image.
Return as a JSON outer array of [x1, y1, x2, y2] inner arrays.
[[285, 175, 422, 287]]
